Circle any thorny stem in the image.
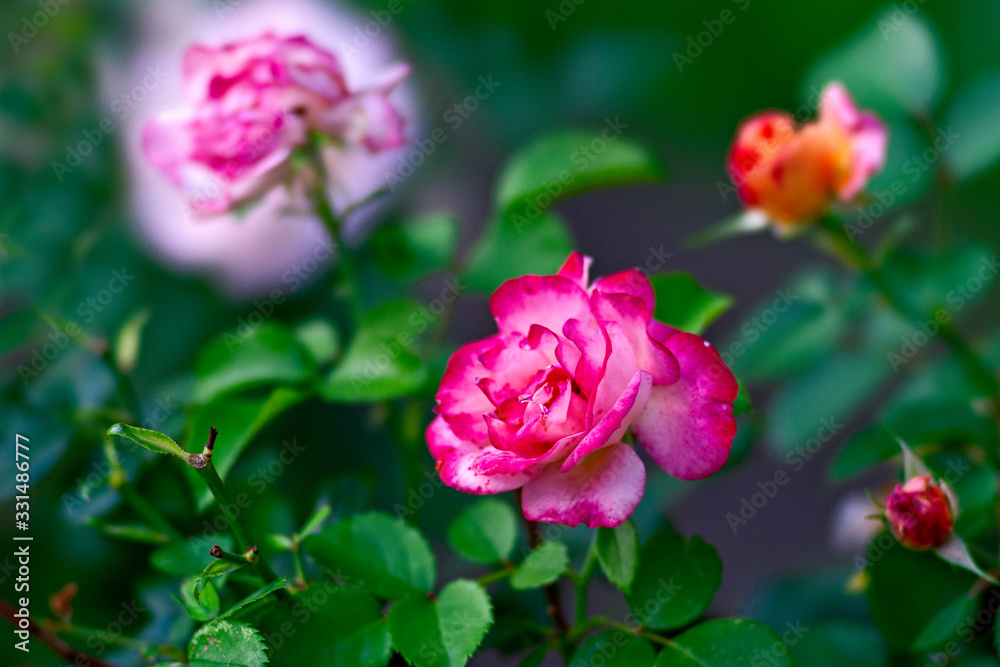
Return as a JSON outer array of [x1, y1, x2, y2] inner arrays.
[[194, 428, 289, 601], [210, 544, 251, 565], [518, 493, 569, 644], [0, 597, 118, 667]]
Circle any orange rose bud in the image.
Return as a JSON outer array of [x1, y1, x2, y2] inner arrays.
[[884, 475, 954, 550], [727, 82, 887, 228]]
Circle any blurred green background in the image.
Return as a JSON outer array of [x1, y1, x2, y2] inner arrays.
[[2, 0, 1000, 665]]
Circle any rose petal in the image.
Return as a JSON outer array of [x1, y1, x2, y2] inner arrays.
[[590, 291, 679, 386], [561, 370, 651, 472], [490, 274, 596, 338], [521, 444, 646, 528], [632, 332, 738, 480], [557, 251, 592, 289], [427, 417, 534, 494], [590, 268, 655, 313]]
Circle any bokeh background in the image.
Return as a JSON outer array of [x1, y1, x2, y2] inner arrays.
[[2, 0, 1000, 664]]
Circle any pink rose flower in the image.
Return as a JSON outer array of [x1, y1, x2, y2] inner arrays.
[[427, 253, 739, 528], [885, 475, 954, 550], [143, 32, 409, 214], [727, 82, 888, 227]]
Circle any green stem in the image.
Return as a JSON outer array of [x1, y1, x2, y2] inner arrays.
[[194, 428, 289, 601], [574, 537, 598, 626], [817, 216, 1000, 402], [210, 544, 251, 565], [117, 482, 182, 541], [308, 136, 363, 324], [477, 565, 515, 586], [292, 545, 308, 589], [589, 618, 676, 648]]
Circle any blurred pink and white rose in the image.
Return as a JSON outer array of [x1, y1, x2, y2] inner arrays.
[[107, 0, 417, 295], [427, 253, 739, 528]]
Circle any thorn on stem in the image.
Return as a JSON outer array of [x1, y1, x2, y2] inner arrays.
[[204, 426, 218, 458]]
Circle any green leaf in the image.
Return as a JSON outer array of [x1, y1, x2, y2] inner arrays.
[[186, 387, 307, 511], [194, 323, 315, 403], [866, 531, 979, 652], [943, 72, 1000, 181], [258, 585, 390, 667], [219, 579, 288, 620], [830, 423, 900, 481], [495, 129, 665, 216], [935, 537, 997, 584], [194, 559, 246, 601], [461, 210, 574, 294], [294, 319, 340, 365], [298, 503, 332, 540], [687, 211, 769, 248], [627, 528, 721, 631], [511, 541, 569, 590], [766, 352, 890, 455], [106, 423, 188, 460], [650, 273, 733, 335], [180, 578, 220, 622], [388, 579, 493, 667], [595, 520, 639, 592], [570, 632, 654, 667], [447, 498, 518, 565], [725, 270, 848, 384], [151, 536, 233, 576], [802, 8, 945, 116], [517, 647, 549, 667], [188, 619, 268, 666], [304, 512, 436, 599], [654, 618, 790, 666], [369, 214, 459, 282], [789, 622, 887, 667], [84, 518, 168, 545], [322, 300, 430, 403], [114, 308, 151, 372]]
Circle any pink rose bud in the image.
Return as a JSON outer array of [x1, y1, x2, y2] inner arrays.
[[426, 253, 739, 528], [727, 82, 887, 227], [885, 475, 954, 550], [143, 32, 409, 214]]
